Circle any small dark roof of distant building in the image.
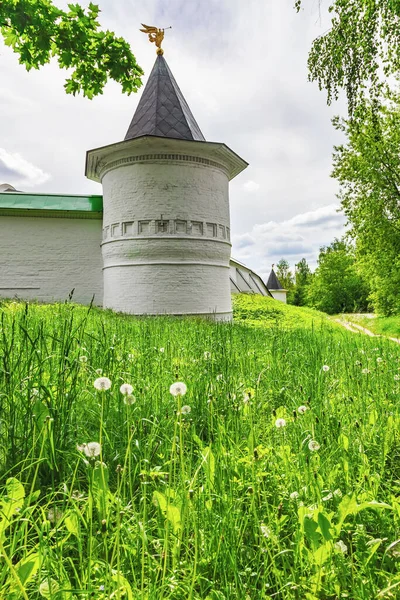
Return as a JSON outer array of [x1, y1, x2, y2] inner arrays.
[[125, 54, 205, 142], [266, 268, 284, 290]]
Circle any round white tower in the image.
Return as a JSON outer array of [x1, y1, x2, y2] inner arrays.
[[86, 54, 247, 320]]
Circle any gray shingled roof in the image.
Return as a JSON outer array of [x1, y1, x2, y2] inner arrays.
[[266, 269, 284, 290], [125, 55, 205, 142]]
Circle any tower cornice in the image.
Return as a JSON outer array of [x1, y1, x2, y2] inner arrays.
[[85, 135, 248, 182]]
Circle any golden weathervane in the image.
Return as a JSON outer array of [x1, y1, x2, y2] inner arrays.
[[140, 24, 172, 55]]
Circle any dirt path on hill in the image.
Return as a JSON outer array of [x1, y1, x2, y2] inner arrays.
[[334, 318, 400, 345]]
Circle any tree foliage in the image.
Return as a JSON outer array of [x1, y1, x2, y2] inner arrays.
[[296, 0, 400, 114], [292, 258, 312, 306], [307, 239, 370, 314], [275, 259, 294, 291], [0, 0, 143, 98], [332, 97, 400, 315]]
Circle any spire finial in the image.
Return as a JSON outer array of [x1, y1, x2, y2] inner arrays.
[[140, 24, 172, 55]]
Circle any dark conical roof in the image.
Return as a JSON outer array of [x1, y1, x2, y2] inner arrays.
[[266, 269, 284, 290], [125, 55, 205, 142]]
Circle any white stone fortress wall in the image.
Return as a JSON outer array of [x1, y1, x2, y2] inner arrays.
[[0, 215, 103, 305], [100, 154, 233, 319]]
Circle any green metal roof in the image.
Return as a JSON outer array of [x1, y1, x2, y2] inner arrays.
[[0, 192, 103, 212]]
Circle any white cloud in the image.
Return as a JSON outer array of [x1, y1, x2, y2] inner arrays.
[[232, 204, 347, 280], [0, 148, 50, 188], [243, 180, 260, 193]]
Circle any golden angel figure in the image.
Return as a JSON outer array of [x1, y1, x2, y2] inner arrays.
[[140, 24, 166, 55]]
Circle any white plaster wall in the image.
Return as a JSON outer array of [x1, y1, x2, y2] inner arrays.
[[103, 264, 232, 319], [102, 161, 230, 227], [270, 290, 287, 303], [0, 216, 103, 305], [101, 159, 232, 319]]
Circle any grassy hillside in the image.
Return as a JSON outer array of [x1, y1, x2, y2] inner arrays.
[[232, 293, 340, 330], [0, 298, 399, 599]]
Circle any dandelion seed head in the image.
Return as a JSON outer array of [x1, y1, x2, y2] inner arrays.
[[362, 368, 370, 375], [181, 405, 191, 415], [275, 418, 286, 428], [95, 368, 103, 375], [204, 351, 211, 360], [334, 540, 348, 554], [94, 377, 112, 391], [376, 357, 383, 363], [159, 347, 165, 353], [124, 395, 136, 406], [322, 365, 330, 372], [120, 383, 133, 396], [169, 381, 187, 397], [39, 578, 60, 598], [47, 507, 63, 522], [290, 491, 299, 500], [260, 523, 271, 538], [79, 355, 88, 363], [216, 374, 223, 381], [308, 440, 320, 452], [77, 442, 101, 457], [297, 405, 308, 414]]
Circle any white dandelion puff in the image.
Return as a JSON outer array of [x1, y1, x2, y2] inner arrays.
[[79, 355, 88, 364], [170, 382, 187, 397], [95, 368, 103, 375], [159, 347, 165, 353], [39, 578, 60, 598], [216, 374, 223, 381], [275, 418, 286, 428], [322, 365, 330, 372], [362, 368, 370, 375], [94, 377, 112, 391], [260, 524, 271, 538], [204, 351, 211, 360], [308, 440, 320, 452], [77, 442, 101, 457], [334, 540, 348, 554], [376, 357, 383, 363], [290, 491, 300, 500], [120, 383, 133, 396], [124, 395, 136, 406], [181, 405, 191, 415], [297, 405, 308, 414]]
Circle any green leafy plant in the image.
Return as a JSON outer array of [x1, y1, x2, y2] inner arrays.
[[0, 0, 143, 98]]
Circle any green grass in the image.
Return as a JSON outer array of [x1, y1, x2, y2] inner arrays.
[[340, 313, 400, 339], [232, 293, 341, 331], [0, 297, 399, 600]]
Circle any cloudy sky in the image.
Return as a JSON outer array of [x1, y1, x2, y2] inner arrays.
[[0, 0, 348, 278]]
